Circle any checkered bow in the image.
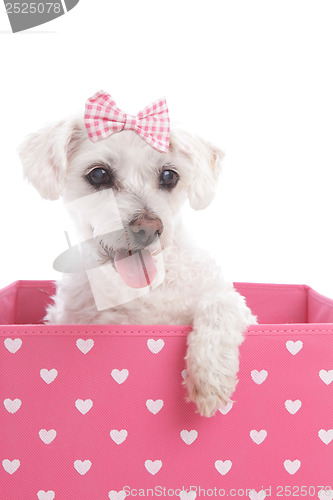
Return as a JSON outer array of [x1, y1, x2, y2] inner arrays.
[[84, 90, 170, 153]]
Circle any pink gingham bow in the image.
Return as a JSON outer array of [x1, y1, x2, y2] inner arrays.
[[84, 90, 170, 152]]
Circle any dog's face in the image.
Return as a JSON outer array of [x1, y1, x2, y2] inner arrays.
[[19, 118, 223, 287]]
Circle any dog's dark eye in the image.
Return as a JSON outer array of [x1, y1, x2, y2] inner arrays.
[[87, 167, 112, 187], [159, 169, 179, 189]]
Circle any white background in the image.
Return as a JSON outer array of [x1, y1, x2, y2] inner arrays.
[[0, 0, 333, 297]]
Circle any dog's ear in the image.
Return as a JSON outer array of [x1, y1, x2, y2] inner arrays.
[[18, 118, 84, 200], [170, 129, 224, 210]]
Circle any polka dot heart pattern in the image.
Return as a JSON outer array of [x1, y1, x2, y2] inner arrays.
[[4, 338, 22, 353], [37, 492, 55, 500], [3, 398, 21, 414], [0, 281, 333, 498]]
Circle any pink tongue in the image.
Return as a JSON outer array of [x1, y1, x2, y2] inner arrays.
[[114, 250, 157, 288]]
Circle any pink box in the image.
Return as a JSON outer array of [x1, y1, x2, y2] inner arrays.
[[1, 281, 333, 499]]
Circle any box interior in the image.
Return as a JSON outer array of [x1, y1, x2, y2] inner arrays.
[[1, 280, 333, 325]]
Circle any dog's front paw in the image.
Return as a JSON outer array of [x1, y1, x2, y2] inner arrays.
[[184, 368, 237, 418]]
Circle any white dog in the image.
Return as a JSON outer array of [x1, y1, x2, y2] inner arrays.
[[19, 104, 255, 417]]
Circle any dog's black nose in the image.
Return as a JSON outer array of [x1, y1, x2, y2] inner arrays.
[[129, 216, 163, 247]]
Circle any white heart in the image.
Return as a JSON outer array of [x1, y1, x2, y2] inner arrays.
[[215, 459, 232, 475], [147, 338, 165, 354], [251, 370, 268, 384], [37, 492, 55, 500], [76, 338, 94, 354], [75, 399, 93, 414], [145, 459, 162, 475], [37, 491, 55, 500], [39, 429, 57, 444], [286, 340, 303, 355], [179, 491, 197, 500], [4, 338, 22, 353], [108, 491, 126, 500], [146, 399, 164, 414], [249, 490, 267, 500], [111, 369, 129, 384], [40, 369, 58, 384], [4, 398, 21, 414], [2, 459, 20, 474], [180, 430, 198, 445], [219, 401, 233, 415], [284, 459, 301, 475], [285, 400, 302, 414], [319, 369, 333, 385], [110, 429, 128, 445], [318, 490, 333, 500], [318, 429, 333, 445], [250, 429, 267, 444], [74, 459, 92, 475]]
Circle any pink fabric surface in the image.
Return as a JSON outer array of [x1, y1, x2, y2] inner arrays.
[[1, 281, 333, 498]]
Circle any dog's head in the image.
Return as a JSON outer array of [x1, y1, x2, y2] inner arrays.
[[19, 119, 223, 287]]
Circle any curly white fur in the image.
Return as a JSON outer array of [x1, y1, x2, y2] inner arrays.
[[19, 118, 256, 417]]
